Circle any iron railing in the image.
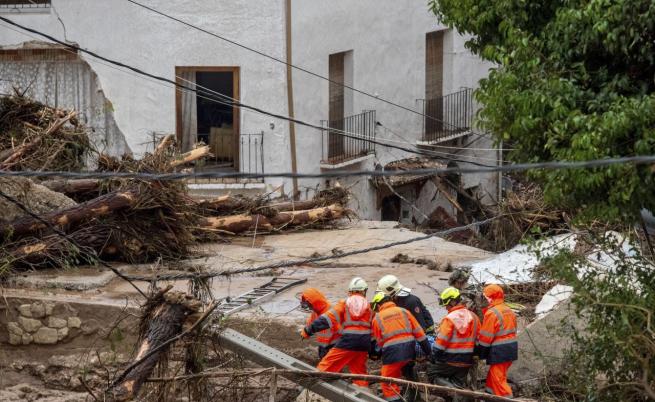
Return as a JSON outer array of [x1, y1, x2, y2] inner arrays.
[[0, 0, 50, 9], [239, 131, 264, 177], [189, 132, 264, 183], [419, 88, 473, 143], [321, 110, 376, 164]]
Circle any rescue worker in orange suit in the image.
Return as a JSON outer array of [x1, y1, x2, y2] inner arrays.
[[477, 284, 518, 397], [301, 277, 372, 388], [370, 289, 431, 402], [427, 287, 480, 390], [299, 288, 340, 359]]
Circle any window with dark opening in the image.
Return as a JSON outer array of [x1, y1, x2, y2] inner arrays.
[[424, 30, 445, 137], [176, 67, 239, 171], [196, 72, 234, 167]]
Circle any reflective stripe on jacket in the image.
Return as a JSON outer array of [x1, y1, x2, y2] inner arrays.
[[306, 299, 371, 352], [305, 311, 339, 348], [477, 302, 518, 364], [432, 305, 480, 367], [372, 301, 430, 364]]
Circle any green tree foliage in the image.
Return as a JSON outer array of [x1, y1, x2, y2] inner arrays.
[[540, 233, 655, 401], [429, 0, 655, 222]]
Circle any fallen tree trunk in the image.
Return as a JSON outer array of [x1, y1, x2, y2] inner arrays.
[[105, 288, 204, 401], [0, 187, 139, 239], [198, 204, 345, 234], [196, 195, 254, 215], [169, 145, 211, 168], [41, 179, 101, 196]]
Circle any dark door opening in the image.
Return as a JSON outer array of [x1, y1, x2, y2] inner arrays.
[[176, 67, 240, 171], [197, 71, 234, 168]]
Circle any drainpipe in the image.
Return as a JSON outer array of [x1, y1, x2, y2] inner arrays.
[[285, 0, 299, 199]]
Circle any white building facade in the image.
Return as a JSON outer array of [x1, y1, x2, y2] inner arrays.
[[0, 0, 496, 221]]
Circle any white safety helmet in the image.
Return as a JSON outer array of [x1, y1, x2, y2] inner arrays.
[[348, 277, 368, 293], [377, 274, 402, 297]]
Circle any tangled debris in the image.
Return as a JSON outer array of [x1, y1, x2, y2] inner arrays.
[[0, 95, 351, 276], [0, 91, 92, 172]]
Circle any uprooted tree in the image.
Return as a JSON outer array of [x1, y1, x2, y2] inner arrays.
[[428, 0, 655, 399]]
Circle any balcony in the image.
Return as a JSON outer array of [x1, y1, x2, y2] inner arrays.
[[321, 110, 376, 168], [417, 88, 474, 145]]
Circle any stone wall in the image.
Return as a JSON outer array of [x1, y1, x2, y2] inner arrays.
[[6, 300, 82, 346]]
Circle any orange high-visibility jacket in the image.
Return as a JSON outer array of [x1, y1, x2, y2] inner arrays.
[[433, 305, 480, 367], [301, 288, 340, 358], [372, 301, 431, 364], [306, 295, 372, 352], [477, 285, 518, 364]]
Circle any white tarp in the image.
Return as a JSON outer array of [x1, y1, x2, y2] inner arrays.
[[468, 234, 577, 285], [534, 284, 574, 319]]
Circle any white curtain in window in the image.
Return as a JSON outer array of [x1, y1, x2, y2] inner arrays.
[[180, 71, 197, 152]]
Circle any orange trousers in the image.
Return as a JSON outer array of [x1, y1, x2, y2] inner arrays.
[[317, 347, 368, 387], [486, 362, 513, 396], [380, 360, 409, 401]]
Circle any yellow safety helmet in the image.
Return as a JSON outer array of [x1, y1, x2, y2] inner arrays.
[[370, 291, 386, 311], [439, 287, 461, 306]]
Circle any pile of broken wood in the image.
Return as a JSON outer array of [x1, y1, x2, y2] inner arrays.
[[0, 94, 349, 274]]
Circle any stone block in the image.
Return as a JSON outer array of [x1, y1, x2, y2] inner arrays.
[[33, 327, 58, 344], [21, 334, 32, 345], [18, 316, 42, 333], [30, 302, 46, 319], [57, 327, 69, 341], [44, 302, 54, 316], [8, 333, 21, 345], [17, 304, 32, 317], [48, 317, 67, 329], [67, 316, 82, 329], [7, 322, 23, 336]]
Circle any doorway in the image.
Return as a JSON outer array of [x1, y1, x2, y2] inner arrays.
[[176, 67, 240, 170]]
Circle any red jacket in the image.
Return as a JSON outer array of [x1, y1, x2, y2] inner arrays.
[[306, 295, 372, 352]]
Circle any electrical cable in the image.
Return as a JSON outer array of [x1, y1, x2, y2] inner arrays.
[[0, 16, 495, 168], [122, 217, 497, 281], [0, 154, 654, 181]]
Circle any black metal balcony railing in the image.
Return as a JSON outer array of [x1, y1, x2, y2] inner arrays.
[[321, 110, 376, 164], [0, 0, 50, 8], [188, 132, 264, 183], [239, 132, 264, 176], [420, 88, 473, 143]]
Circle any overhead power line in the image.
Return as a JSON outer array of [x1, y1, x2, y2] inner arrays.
[[0, 17, 495, 168], [1, 155, 654, 181], [126, 0, 482, 134]]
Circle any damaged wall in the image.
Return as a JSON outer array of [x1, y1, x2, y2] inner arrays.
[[291, 0, 495, 215], [0, 0, 290, 192], [0, 45, 130, 156]]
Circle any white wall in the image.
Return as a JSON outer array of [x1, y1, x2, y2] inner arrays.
[[0, 0, 292, 190], [291, 0, 495, 218]]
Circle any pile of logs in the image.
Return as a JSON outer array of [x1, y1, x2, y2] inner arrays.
[[0, 154, 349, 273]]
